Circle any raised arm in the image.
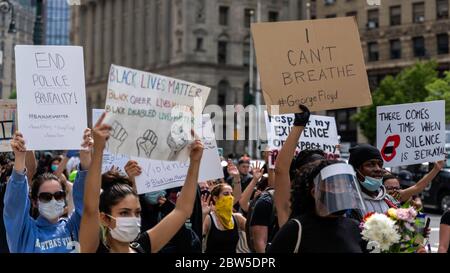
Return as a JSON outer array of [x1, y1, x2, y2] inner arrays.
[[228, 160, 242, 205], [399, 161, 444, 202], [124, 160, 142, 193], [274, 105, 310, 227], [79, 113, 111, 253], [148, 139, 203, 253], [25, 151, 36, 183], [239, 162, 263, 213]]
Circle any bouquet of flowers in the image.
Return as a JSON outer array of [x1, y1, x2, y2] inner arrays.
[[360, 207, 427, 253]]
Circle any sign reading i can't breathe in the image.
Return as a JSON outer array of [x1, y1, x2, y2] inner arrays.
[[264, 112, 340, 168], [376, 100, 446, 167], [251, 17, 372, 114], [15, 45, 87, 150]]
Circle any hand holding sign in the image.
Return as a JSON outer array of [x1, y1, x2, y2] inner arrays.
[[93, 113, 112, 151], [80, 128, 94, 170], [293, 105, 311, 127]]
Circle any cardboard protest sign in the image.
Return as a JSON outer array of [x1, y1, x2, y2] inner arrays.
[[104, 65, 210, 161], [15, 46, 87, 150], [93, 109, 129, 175], [377, 100, 446, 167], [134, 114, 224, 194], [251, 17, 372, 114], [0, 100, 17, 152], [265, 112, 340, 168]]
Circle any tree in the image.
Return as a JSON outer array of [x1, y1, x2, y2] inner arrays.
[[8, 90, 16, 99], [353, 61, 439, 144], [426, 71, 450, 124]]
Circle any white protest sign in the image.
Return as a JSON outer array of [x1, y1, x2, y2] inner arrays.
[[0, 100, 17, 152], [104, 64, 210, 161], [376, 100, 446, 167], [264, 112, 340, 168], [15, 46, 87, 150], [134, 114, 223, 194], [93, 109, 129, 175]]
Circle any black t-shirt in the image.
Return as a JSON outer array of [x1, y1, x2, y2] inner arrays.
[[267, 213, 366, 253], [249, 191, 278, 244], [0, 182, 8, 253], [441, 211, 450, 254]]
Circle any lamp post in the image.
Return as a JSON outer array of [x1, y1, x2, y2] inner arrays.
[[33, 0, 43, 45], [0, 0, 16, 33]]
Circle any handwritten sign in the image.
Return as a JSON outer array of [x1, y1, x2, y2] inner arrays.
[[104, 65, 210, 161], [251, 17, 372, 114], [377, 101, 446, 167], [15, 46, 87, 150], [134, 114, 223, 194], [0, 100, 17, 152], [264, 112, 340, 168]]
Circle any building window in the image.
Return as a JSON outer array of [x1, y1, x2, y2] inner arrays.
[[219, 6, 229, 26], [367, 9, 379, 29], [437, 0, 449, 19], [368, 42, 379, 61], [326, 108, 357, 143], [390, 5, 401, 26], [324, 0, 336, 5], [244, 82, 254, 106], [413, 2, 425, 23], [326, 14, 337, 18], [196, 37, 204, 51], [412, 36, 426, 57], [390, 39, 402, 59], [243, 40, 250, 66], [218, 41, 227, 64], [244, 8, 254, 28], [268, 11, 279, 22], [437, 33, 449, 55], [218, 80, 229, 106]]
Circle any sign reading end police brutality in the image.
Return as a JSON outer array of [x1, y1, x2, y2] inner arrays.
[[377, 101, 446, 167], [15, 46, 87, 150], [104, 65, 210, 162], [251, 17, 372, 114], [265, 112, 340, 168]]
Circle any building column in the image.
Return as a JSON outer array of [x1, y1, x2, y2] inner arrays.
[[94, 0, 103, 79]]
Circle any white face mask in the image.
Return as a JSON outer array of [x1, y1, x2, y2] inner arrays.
[[38, 199, 65, 221], [108, 216, 141, 243]]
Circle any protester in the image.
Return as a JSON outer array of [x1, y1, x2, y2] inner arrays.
[[79, 113, 204, 253], [438, 210, 450, 253], [268, 160, 367, 253], [0, 160, 13, 253], [382, 160, 444, 208], [3, 130, 92, 253], [239, 161, 265, 214], [202, 183, 246, 253], [348, 144, 398, 220]]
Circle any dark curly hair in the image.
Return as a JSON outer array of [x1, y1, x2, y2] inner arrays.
[[289, 149, 326, 180], [100, 170, 138, 214], [290, 159, 341, 217]]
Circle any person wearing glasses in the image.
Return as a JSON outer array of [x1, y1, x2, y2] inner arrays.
[[382, 160, 445, 209], [202, 183, 246, 253], [3, 130, 92, 253]]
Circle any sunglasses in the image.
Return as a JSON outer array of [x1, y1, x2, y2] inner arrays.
[[38, 191, 66, 203]]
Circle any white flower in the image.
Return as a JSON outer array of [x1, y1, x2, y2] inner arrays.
[[361, 213, 401, 251]]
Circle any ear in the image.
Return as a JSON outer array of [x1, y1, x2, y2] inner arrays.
[[32, 199, 38, 209], [310, 187, 315, 198], [100, 213, 115, 229]]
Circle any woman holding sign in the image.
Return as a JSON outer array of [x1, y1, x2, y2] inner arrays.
[[3, 129, 92, 253], [79, 113, 204, 253]]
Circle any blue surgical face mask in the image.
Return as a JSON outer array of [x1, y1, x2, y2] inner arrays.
[[51, 165, 58, 172], [361, 176, 383, 192], [144, 190, 166, 205]]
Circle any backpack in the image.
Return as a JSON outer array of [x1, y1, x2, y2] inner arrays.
[[245, 189, 277, 252]]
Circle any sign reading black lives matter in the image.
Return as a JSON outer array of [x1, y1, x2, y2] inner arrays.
[[15, 46, 87, 150], [251, 17, 372, 114], [265, 112, 340, 168], [377, 101, 446, 167]]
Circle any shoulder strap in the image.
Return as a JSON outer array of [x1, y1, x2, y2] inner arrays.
[[291, 218, 302, 253]]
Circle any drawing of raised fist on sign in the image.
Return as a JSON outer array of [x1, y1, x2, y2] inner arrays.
[[167, 122, 190, 161], [136, 129, 158, 158], [107, 121, 128, 154]]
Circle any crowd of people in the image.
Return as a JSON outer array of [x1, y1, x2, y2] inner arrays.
[[0, 105, 449, 254]]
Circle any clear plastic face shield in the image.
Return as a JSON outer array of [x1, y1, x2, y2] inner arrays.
[[313, 163, 366, 217]]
